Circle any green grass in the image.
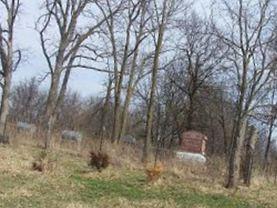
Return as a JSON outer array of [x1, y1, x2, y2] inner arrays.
[[0, 173, 79, 208], [0, 170, 265, 208], [73, 173, 263, 208]]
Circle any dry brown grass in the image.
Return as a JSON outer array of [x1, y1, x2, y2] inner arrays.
[[1, 130, 277, 207]]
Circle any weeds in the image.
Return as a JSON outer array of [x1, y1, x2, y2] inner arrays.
[[32, 150, 57, 173], [146, 164, 164, 182], [89, 151, 109, 172]]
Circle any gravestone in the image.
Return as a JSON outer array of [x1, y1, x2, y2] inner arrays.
[[180, 131, 208, 155]]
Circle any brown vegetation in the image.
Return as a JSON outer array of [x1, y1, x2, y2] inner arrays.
[[89, 151, 110, 172], [32, 151, 57, 173], [146, 164, 164, 182]]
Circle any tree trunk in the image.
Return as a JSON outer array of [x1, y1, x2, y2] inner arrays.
[[264, 119, 274, 170], [118, 1, 147, 141], [0, 16, 14, 142], [119, 86, 133, 140], [211, 129, 216, 155], [143, 33, 165, 163], [112, 91, 121, 142], [242, 126, 258, 186], [54, 69, 71, 116], [222, 119, 229, 157], [219, 94, 229, 157], [111, 13, 134, 143], [99, 77, 112, 151], [226, 118, 247, 188], [43, 72, 60, 149], [0, 71, 12, 141], [186, 96, 194, 130], [142, 0, 169, 163], [118, 51, 139, 140]]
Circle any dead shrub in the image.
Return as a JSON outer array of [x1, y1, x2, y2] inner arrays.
[[89, 151, 109, 172], [32, 151, 57, 173], [146, 164, 164, 182]]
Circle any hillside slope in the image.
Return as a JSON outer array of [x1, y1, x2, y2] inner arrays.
[[0, 143, 276, 208]]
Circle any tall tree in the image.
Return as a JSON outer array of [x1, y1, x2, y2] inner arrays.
[[97, 0, 151, 142], [142, 0, 182, 163], [118, 0, 153, 141], [37, 0, 116, 148], [257, 81, 277, 170], [0, 0, 21, 142], [214, 0, 276, 188]]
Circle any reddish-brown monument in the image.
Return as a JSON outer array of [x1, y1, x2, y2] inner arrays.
[[180, 131, 208, 155]]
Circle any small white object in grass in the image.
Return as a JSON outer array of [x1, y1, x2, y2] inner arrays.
[[17, 122, 36, 134], [176, 151, 207, 164], [61, 130, 82, 142]]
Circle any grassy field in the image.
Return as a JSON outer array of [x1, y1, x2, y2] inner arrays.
[[0, 140, 277, 208]]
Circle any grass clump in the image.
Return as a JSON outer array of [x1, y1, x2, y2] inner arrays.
[[89, 151, 109, 172], [32, 150, 57, 173], [145, 164, 164, 182]]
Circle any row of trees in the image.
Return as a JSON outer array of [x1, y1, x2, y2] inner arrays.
[[1, 0, 277, 188]]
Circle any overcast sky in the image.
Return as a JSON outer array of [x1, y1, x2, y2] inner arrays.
[[11, 0, 209, 98]]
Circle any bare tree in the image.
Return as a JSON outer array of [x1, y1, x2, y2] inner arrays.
[[118, 0, 153, 141], [98, 74, 113, 146], [142, 0, 182, 163], [0, 0, 21, 142], [255, 81, 277, 170], [214, 0, 276, 188], [263, 30, 277, 170], [36, 0, 118, 148], [169, 13, 226, 131], [217, 88, 235, 157], [96, 0, 152, 142]]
